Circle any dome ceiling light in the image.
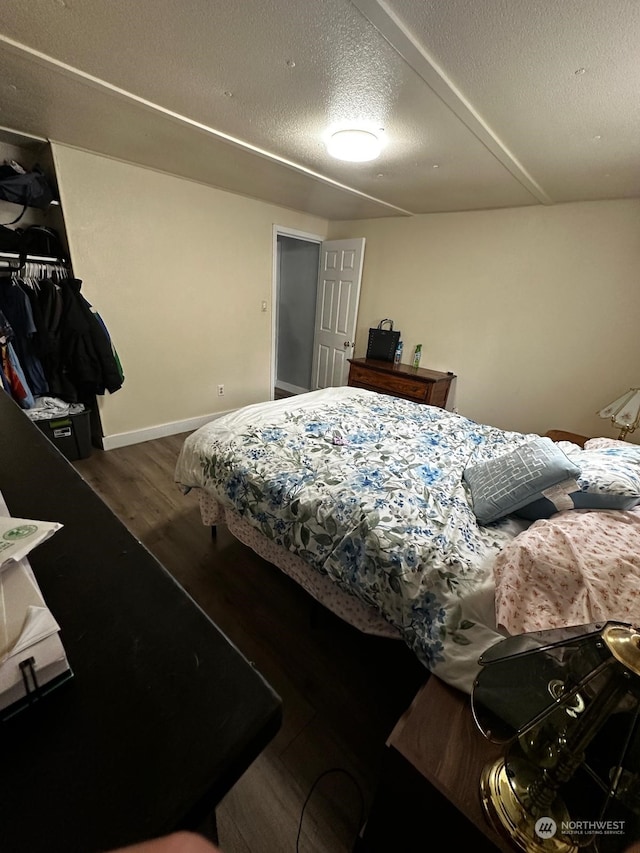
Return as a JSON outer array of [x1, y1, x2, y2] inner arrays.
[[326, 129, 382, 162]]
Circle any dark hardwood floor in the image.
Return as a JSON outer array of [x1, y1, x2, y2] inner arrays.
[[73, 434, 428, 853], [274, 387, 296, 400]]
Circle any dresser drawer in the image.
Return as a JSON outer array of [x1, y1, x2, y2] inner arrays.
[[349, 364, 428, 401], [347, 359, 455, 409]]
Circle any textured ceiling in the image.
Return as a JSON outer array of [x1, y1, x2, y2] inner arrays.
[[0, 0, 637, 220]]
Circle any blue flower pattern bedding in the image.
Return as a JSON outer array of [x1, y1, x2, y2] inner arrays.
[[174, 388, 533, 691]]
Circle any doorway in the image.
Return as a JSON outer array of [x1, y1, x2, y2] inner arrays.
[[273, 228, 322, 398], [272, 228, 366, 399]]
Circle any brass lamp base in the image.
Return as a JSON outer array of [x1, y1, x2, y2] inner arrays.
[[480, 759, 578, 853]]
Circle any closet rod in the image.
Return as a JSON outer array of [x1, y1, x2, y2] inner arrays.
[[0, 251, 68, 266]]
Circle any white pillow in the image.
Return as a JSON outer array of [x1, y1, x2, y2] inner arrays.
[[516, 443, 640, 520], [585, 437, 639, 451]]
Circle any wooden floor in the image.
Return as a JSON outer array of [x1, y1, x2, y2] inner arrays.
[[274, 387, 296, 400], [73, 434, 427, 853]]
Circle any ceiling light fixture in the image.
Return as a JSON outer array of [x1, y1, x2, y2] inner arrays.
[[327, 129, 382, 162]]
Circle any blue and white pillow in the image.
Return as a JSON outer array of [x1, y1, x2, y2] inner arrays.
[[517, 444, 640, 520], [463, 437, 581, 525]]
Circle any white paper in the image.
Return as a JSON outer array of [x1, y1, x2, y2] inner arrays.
[[0, 492, 71, 714], [0, 561, 62, 662], [9, 605, 61, 658], [0, 515, 63, 569]]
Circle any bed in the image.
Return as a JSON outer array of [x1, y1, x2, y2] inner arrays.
[[174, 387, 640, 694]]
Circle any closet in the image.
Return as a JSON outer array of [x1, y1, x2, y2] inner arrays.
[[0, 129, 122, 456]]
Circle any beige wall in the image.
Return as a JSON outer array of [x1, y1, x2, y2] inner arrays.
[[329, 201, 640, 439], [51, 143, 640, 445], [52, 144, 328, 444]]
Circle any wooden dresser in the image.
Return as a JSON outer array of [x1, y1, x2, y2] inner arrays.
[[348, 358, 455, 408]]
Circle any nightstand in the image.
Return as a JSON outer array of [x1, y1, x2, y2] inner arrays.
[[544, 430, 589, 447], [347, 358, 455, 408], [357, 677, 513, 852]]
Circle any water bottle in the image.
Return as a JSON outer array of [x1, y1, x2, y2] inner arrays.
[[394, 340, 403, 364]]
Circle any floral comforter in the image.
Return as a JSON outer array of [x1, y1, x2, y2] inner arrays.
[[174, 387, 533, 692]]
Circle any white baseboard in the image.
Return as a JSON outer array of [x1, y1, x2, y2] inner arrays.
[[101, 409, 232, 450], [275, 380, 309, 395]]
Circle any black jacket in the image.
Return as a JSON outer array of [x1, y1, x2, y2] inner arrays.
[[59, 278, 123, 400]]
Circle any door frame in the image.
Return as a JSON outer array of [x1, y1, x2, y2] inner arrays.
[[271, 225, 324, 399]]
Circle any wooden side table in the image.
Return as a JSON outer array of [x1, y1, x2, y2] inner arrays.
[[357, 676, 513, 852], [544, 430, 589, 447], [347, 357, 455, 408]]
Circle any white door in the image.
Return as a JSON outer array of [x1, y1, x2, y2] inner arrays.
[[311, 238, 365, 390]]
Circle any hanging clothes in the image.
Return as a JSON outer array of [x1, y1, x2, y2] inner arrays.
[[3, 343, 35, 408], [92, 307, 125, 387], [0, 277, 48, 395], [21, 276, 76, 402], [0, 309, 36, 409], [0, 310, 14, 397], [58, 278, 123, 399], [1, 261, 124, 407]]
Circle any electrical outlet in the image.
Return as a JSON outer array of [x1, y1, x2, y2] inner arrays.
[[217, 384, 225, 396]]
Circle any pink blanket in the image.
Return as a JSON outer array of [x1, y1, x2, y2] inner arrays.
[[493, 508, 640, 634]]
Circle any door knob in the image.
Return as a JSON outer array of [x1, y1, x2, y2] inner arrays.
[[343, 341, 354, 348]]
